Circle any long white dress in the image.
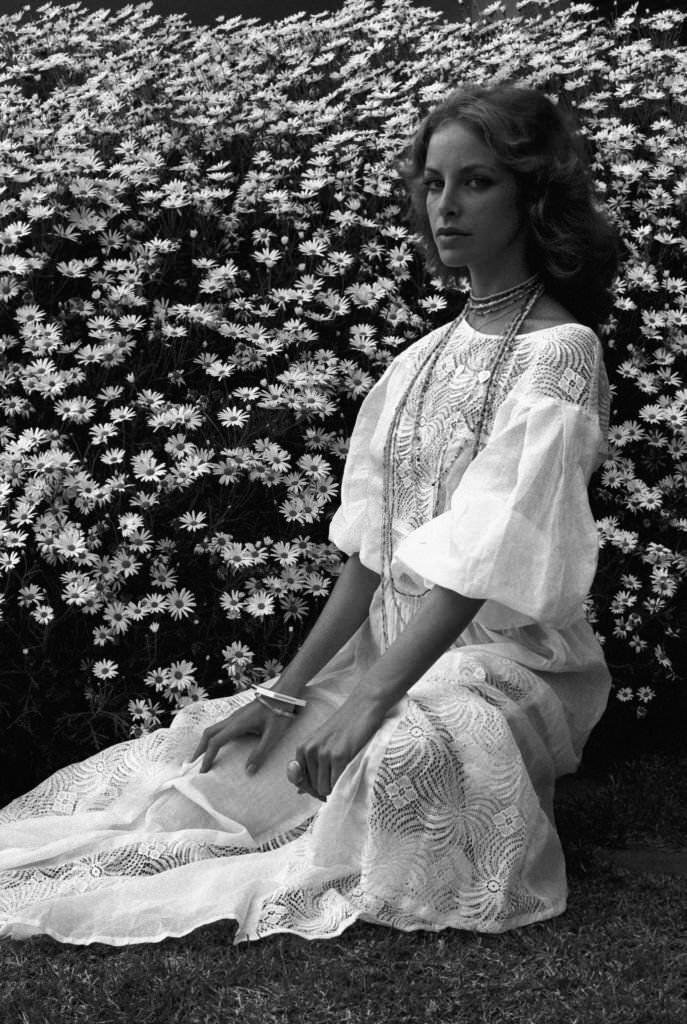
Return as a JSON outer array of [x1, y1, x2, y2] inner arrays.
[[0, 319, 611, 945]]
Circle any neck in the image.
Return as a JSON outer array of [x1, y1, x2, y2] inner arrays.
[[463, 272, 542, 333], [466, 272, 540, 314], [468, 265, 535, 300]]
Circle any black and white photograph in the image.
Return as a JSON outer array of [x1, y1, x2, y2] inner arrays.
[[0, 1, 685, 1021]]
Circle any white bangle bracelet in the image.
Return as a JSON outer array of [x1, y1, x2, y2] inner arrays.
[[254, 694, 295, 719], [252, 683, 307, 708]]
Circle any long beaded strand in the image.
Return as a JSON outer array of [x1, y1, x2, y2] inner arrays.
[[379, 274, 544, 650], [468, 277, 543, 459]]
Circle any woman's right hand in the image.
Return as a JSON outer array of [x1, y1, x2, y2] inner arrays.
[[191, 697, 295, 775]]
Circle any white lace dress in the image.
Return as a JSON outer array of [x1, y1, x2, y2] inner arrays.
[[0, 320, 612, 946]]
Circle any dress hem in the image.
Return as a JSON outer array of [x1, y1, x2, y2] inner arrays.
[[0, 899, 568, 948]]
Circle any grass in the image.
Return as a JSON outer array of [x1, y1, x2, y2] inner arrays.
[[1, 754, 686, 1024]]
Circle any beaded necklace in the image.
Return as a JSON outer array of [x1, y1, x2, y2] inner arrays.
[[379, 273, 544, 649], [466, 272, 541, 327]]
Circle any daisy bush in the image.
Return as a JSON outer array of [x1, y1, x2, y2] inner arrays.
[[0, 0, 685, 789]]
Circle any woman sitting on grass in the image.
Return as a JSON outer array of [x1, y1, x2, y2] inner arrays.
[[0, 82, 618, 945]]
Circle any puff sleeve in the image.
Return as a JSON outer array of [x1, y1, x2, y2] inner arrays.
[[393, 327, 609, 629], [328, 358, 399, 573]]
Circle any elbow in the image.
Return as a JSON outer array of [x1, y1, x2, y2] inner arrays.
[[347, 552, 381, 589]]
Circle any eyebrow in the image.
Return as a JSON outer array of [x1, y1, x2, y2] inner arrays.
[[422, 163, 497, 175]]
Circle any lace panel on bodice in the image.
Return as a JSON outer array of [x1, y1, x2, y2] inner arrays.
[[524, 325, 610, 440], [377, 322, 608, 648]]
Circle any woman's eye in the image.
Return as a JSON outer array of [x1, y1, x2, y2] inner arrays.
[[423, 176, 491, 191]]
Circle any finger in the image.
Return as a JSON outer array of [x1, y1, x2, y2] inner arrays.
[[302, 744, 327, 800], [194, 724, 226, 767], [191, 741, 203, 762], [198, 710, 262, 770], [245, 723, 276, 775], [297, 788, 325, 802], [297, 742, 317, 798], [287, 759, 324, 800], [292, 746, 315, 798], [316, 752, 332, 800], [191, 725, 218, 762], [200, 737, 225, 774]]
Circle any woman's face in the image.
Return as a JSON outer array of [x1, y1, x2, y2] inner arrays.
[[423, 120, 530, 287]]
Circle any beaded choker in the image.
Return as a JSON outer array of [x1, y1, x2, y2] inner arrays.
[[465, 273, 540, 321], [378, 273, 544, 649]]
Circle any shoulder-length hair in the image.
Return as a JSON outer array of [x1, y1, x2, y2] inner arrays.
[[394, 82, 620, 332]]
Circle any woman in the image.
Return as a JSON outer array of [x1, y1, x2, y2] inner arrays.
[[0, 83, 618, 944]]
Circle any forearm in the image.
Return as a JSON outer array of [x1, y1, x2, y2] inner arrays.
[[347, 585, 484, 717], [275, 552, 380, 698]]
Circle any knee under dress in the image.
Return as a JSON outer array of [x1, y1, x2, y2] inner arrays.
[[0, 318, 612, 945]]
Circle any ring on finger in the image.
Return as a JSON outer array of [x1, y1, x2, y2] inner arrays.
[[286, 759, 304, 786]]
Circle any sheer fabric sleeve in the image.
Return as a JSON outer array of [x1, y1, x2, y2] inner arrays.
[[328, 358, 400, 574], [393, 326, 610, 629]]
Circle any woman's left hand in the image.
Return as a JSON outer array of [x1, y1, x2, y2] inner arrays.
[[293, 698, 385, 800]]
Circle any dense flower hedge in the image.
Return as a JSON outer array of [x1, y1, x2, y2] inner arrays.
[[0, 0, 685, 792]]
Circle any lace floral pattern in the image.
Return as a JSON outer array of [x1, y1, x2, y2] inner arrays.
[[390, 328, 502, 535], [0, 322, 608, 945], [0, 694, 248, 823], [254, 652, 568, 938], [523, 326, 610, 434]]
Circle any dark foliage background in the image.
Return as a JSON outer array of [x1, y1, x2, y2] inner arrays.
[[0, 0, 685, 805]]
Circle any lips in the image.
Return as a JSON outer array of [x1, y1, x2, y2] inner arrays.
[[437, 228, 470, 236]]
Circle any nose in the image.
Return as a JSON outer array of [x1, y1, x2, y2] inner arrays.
[[435, 185, 461, 218]]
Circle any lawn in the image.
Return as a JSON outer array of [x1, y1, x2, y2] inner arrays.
[[1, 753, 685, 1024]]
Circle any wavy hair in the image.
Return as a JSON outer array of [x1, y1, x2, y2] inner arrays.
[[394, 83, 620, 331]]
